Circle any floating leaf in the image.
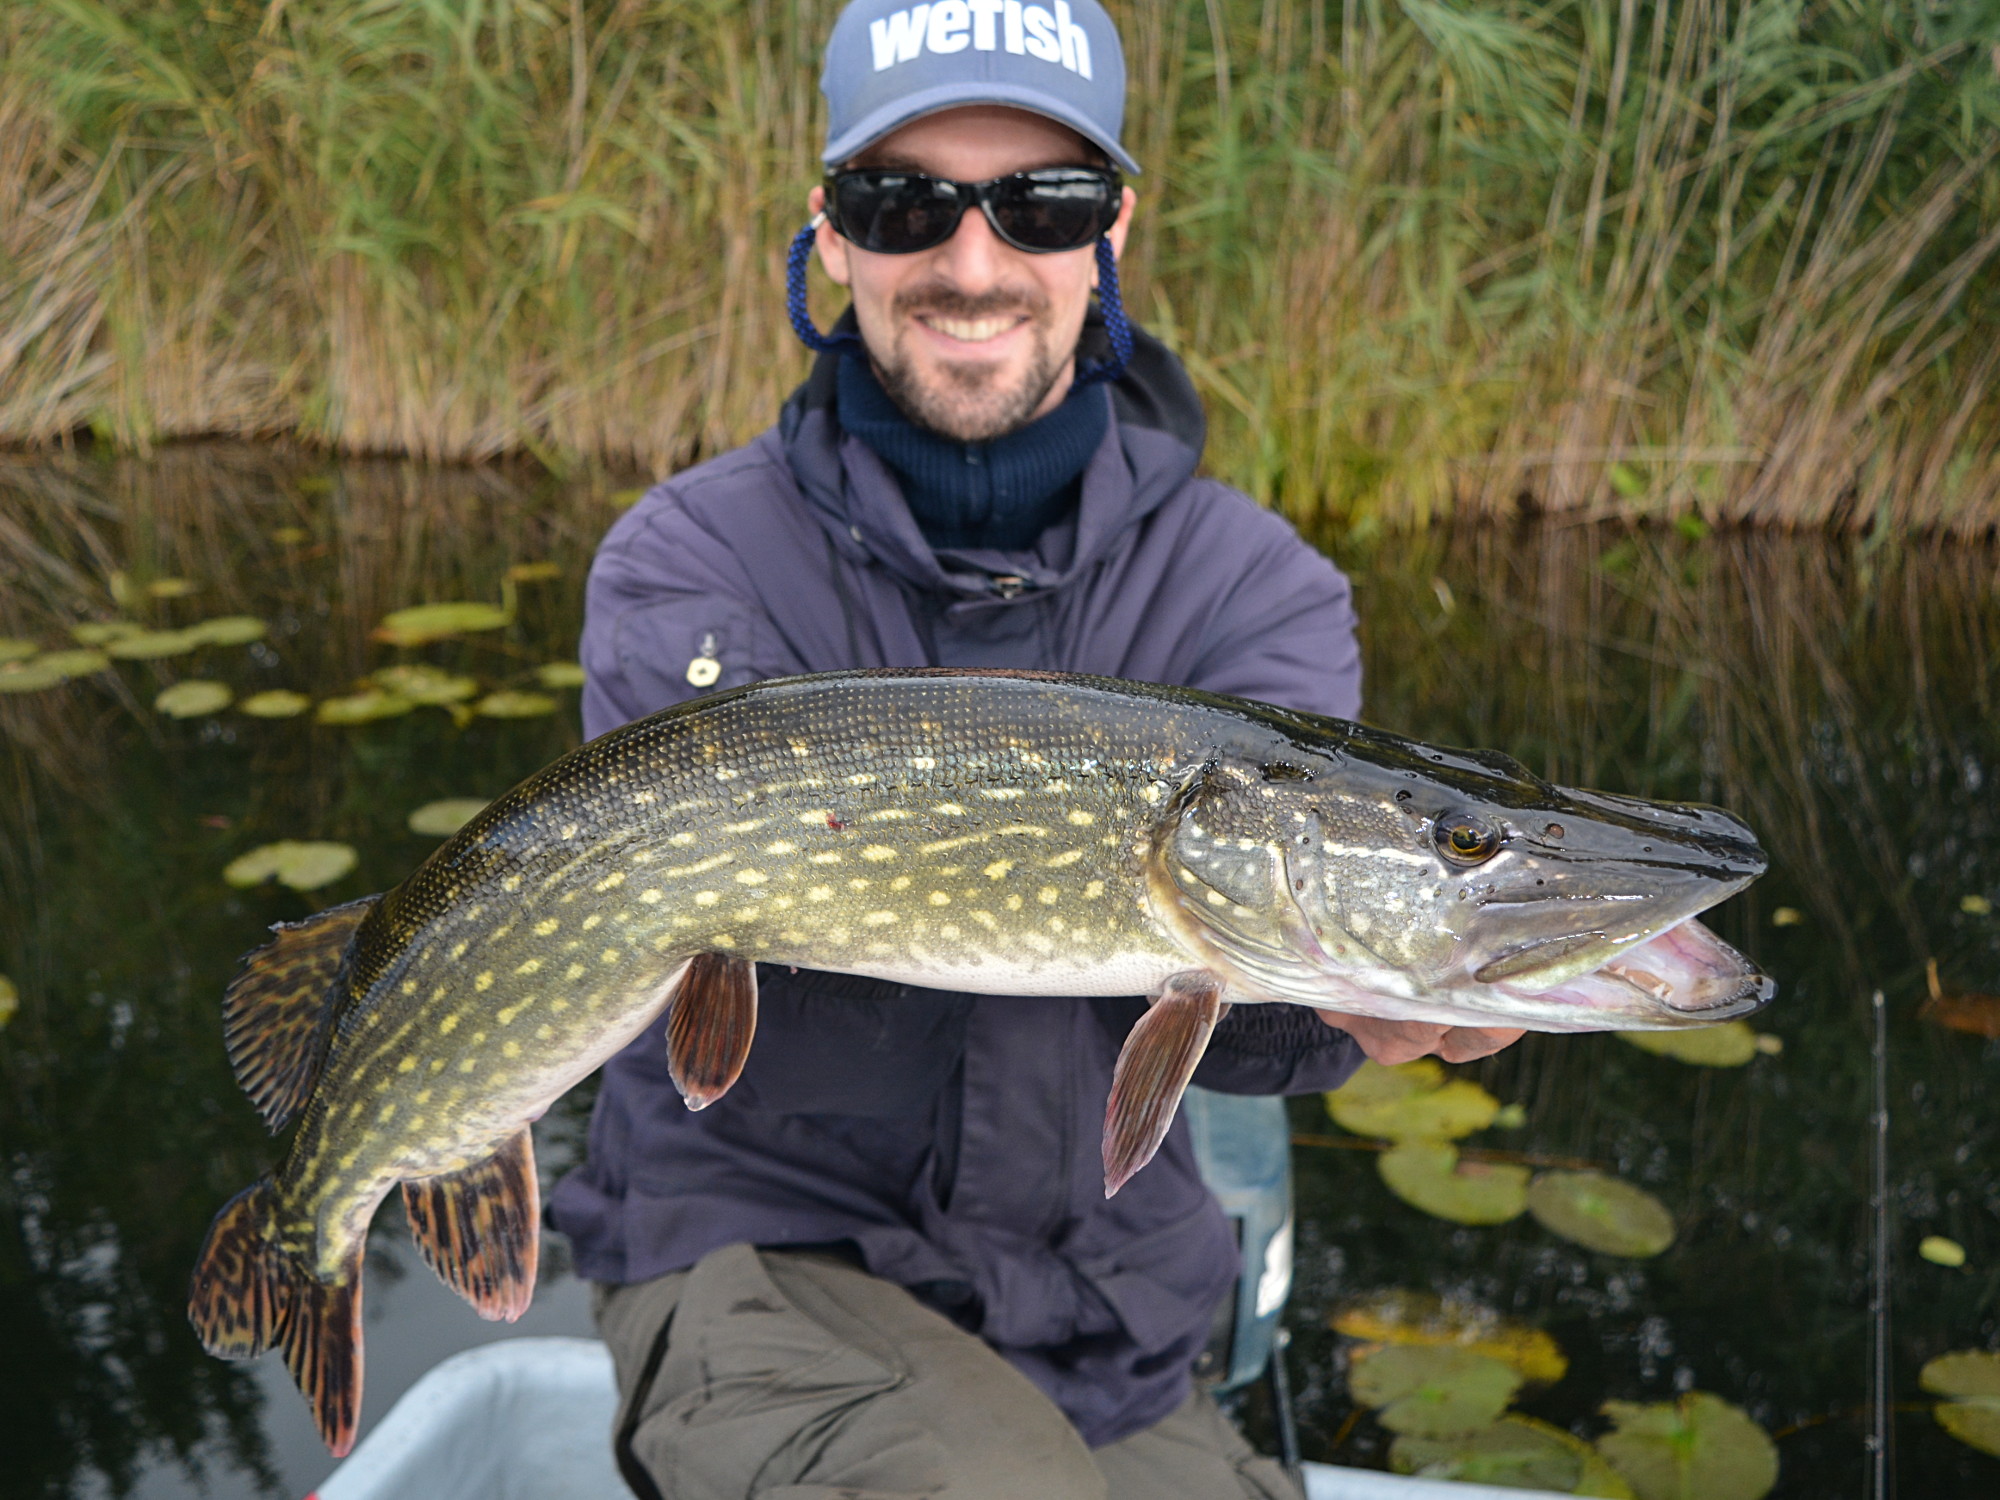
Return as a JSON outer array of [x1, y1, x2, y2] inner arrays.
[[0, 639, 37, 663], [1753, 1033, 1783, 1055], [1934, 1401, 2000, 1458], [1492, 1102, 1528, 1129], [105, 628, 202, 660], [1919, 1236, 1967, 1268], [36, 649, 112, 678], [0, 974, 16, 1030], [0, 661, 66, 693], [72, 620, 141, 645], [536, 661, 587, 689], [1595, 1393, 1778, 1500], [186, 615, 268, 646], [1328, 1059, 1500, 1140], [474, 690, 558, 719], [506, 561, 562, 582], [372, 663, 479, 704], [147, 576, 198, 598], [1379, 1141, 1530, 1225], [1349, 1345, 1523, 1437], [1770, 907, 1802, 927], [315, 689, 416, 724], [1331, 1290, 1567, 1385], [239, 690, 312, 719], [1921, 1349, 2000, 1398], [1921, 960, 2000, 1038], [372, 601, 510, 645], [1616, 1022, 1758, 1068], [1529, 1171, 1676, 1257], [408, 798, 489, 837], [154, 680, 233, 718], [1391, 1415, 1584, 1492], [223, 840, 358, 892], [1964, 894, 1994, 916]]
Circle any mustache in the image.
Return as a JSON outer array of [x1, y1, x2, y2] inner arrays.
[[890, 283, 1050, 321]]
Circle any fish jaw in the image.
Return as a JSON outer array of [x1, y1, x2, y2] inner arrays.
[[1502, 917, 1775, 1031]]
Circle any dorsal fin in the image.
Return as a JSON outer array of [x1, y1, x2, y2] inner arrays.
[[222, 895, 377, 1132], [401, 1129, 540, 1322]]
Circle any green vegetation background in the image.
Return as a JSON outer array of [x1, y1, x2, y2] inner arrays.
[[6, 0, 2000, 531]]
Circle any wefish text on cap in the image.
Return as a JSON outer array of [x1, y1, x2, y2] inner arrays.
[[868, 3, 1096, 80]]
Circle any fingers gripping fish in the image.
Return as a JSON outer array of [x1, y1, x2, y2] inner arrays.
[[187, 669, 1772, 1454]]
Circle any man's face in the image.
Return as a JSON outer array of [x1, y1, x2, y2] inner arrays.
[[811, 106, 1135, 443]]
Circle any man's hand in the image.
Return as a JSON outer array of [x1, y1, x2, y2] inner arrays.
[[1319, 1011, 1525, 1066]]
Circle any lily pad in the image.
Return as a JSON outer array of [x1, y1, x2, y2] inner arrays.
[[1328, 1059, 1501, 1140], [71, 620, 141, 645], [0, 639, 37, 663], [1391, 1415, 1584, 1492], [105, 628, 202, 660], [408, 798, 489, 837], [0, 974, 16, 1029], [1331, 1290, 1568, 1385], [1528, 1170, 1676, 1257], [1616, 1022, 1758, 1067], [474, 690, 558, 719], [36, 649, 112, 677], [316, 689, 416, 725], [0, 661, 66, 693], [535, 661, 587, 689], [1919, 1236, 1967, 1268], [1349, 1345, 1523, 1437], [1922, 1350, 2000, 1458], [372, 663, 479, 704], [154, 680, 233, 718], [223, 840, 358, 892], [147, 576, 198, 598], [1379, 1141, 1530, 1225], [239, 690, 313, 719], [1594, 1392, 1778, 1500], [372, 601, 510, 645], [1933, 1401, 2000, 1458], [186, 615, 268, 646]]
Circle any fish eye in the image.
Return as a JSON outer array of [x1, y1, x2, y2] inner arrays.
[[1435, 814, 1502, 865]]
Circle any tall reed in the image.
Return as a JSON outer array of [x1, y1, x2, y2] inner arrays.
[[4, 1, 1999, 531]]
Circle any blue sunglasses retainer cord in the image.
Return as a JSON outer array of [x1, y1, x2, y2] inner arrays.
[[784, 219, 1133, 387]]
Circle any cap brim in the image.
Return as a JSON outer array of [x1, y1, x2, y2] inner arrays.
[[823, 83, 1140, 175]]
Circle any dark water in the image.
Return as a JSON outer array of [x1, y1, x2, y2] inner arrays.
[[1, 446, 1995, 1499]]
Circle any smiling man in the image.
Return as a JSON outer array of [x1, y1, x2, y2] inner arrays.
[[550, 3, 1518, 1496]]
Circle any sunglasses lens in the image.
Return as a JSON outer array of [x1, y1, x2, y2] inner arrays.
[[833, 173, 966, 253], [989, 171, 1117, 251]]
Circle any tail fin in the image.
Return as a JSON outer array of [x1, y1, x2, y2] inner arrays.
[[188, 1179, 366, 1457]]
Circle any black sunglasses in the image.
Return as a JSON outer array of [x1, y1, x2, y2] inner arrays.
[[822, 166, 1122, 255]]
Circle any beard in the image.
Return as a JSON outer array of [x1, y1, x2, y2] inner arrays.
[[868, 281, 1073, 443]]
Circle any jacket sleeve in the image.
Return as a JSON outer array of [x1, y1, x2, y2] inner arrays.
[[1191, 1002, 1363, 1096]]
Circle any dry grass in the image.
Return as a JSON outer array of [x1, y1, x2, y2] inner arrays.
[[4, 1, 2000, 531]]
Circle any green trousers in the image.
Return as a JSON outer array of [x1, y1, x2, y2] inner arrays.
[[596, 1243, 1303, 1500]]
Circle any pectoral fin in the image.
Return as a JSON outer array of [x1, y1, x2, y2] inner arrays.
[[401, 1128, 539, 1322], [666, 952, 758, 1110], [1102, 969, 1225, 1198]]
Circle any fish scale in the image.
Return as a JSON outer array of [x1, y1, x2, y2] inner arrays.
[[187, 668, 1773, 1458]]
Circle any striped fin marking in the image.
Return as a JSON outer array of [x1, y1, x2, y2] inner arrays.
[[665, 952, 758, 1111], [401, 1128, 540, 1322]]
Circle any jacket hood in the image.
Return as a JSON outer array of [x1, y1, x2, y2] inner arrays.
[[779, 308, 1208, 600]]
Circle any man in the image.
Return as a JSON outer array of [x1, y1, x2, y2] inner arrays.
[[549, 4, 1521, 1496]]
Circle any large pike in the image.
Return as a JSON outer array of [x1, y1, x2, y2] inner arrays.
[[188, 670, 1771, 1452]]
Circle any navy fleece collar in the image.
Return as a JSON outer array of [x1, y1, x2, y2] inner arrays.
[[836, 353, 1109, 552]]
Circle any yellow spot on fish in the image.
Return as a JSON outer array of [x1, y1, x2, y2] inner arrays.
[[551, 998, 570, 1012], [810, 851, 843, 865], [929, 891, 951, 906], [1045, 779, 1070, 793], [460, 1058, 479, 1072], [583, 913, 602, 930], [909, 755, 937, 770], [848, 878, 871, 891], [941, 924, 961, 939], [536, 1025, 554, 1041], [535, 918, 560, 936], [641, 889, 663, 904], [714, 768, 740, 781], [439, 1014, 461, 1035], [516, 958, 542, 975], [401, 980, 419, 996], [601, 947, 621, 963], [497, 1003, 525, 1024], [668, 831, 697, 847], [863, 911, 898, 926], [972, 910, 998, 931], [1005, 894, 1024, 911], [475, 971, 495, 992], [430, 1059, 447, 1073], [985, 859, 1015, 880], [631, 790, 657, 805], [980, 788, 1024, 801], [846, 773, 876, 786], [503, 1040, 521, 1059], [1084, 880, 1105, 899], [712, 934, 736, 948], [736, 869, 768, 885], [790, 740, 812, 757], [565, 962, 587, 980], [1206, 891, 1228, 906], [933, 802, 965, 816], [1044, 850, 1083, 868], [663, 853, 732, 877], [799, 810, 832, 827], [808, 886, 833, 901], [450, 941, 469, 960], [561, 823, 579, 839], [415, 1088, 432, 1104], [867, 808, 914, 822], [397, 1056, 417, 1073], [891, 875, 912, 891], [862, 845, 897, 862], [1039, 887, 1060, 905], [377, 1103, 397, 1124], [595, 871, 627, 892], [695, 891, 720, 906], [764, 841, 798, 856], [502, 874, 522, 892], [1067, 810, 1094, 826]]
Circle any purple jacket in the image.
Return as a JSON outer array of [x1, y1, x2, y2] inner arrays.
[[549, 325, 1367, 1446]]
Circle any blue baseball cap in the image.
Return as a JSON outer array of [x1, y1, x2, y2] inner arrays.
[[820, 0, 1139, 175]]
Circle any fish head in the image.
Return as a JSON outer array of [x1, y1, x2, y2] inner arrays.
[[1152, 728, 1773, 1031]]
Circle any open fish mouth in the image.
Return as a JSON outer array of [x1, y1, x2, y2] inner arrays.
[[1596, 918, 1775, 1017]]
